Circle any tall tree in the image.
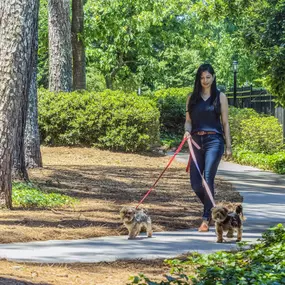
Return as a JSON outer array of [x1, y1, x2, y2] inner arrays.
[[240, 0, 285, 106], [0, 0, 39, 208], [72, 0, 86, 90], [12, 1, 41, 180], [48, 0, 72, 92], [24, 23, 43, 169], [84, 0, 196, 91]]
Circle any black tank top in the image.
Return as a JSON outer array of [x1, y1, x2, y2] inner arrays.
[[189, 93, 223, 135]]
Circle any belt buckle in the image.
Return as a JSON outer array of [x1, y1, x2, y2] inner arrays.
[[198, 131, 206, 135]]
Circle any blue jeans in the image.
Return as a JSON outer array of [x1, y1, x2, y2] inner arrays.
[[189, 134, 224, 220]]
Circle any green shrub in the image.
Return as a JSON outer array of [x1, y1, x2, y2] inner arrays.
[[12, 182, 77, 208], [233, 148, 285, 174], [229, 106, 283, 154], [128, 224, 285, 284], [150, 87, 192, 136], [228, 106, 260, 147], [38, 89, 160, 152], [240, 116, 283, 154]]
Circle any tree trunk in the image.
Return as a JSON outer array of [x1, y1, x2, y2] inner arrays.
[[0, 0, 39, 208], [48, 0, 72, 92], [25, 21, 43, 169], [72, 0, 86, 90], [105, 75, 113, 90]]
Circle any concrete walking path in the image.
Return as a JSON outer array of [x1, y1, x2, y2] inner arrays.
[[0, 155, 284, 263]]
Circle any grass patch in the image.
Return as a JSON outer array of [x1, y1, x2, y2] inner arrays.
[[12, 182, 78, 208]]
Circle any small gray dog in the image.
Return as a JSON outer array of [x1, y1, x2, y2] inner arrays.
[[120, 206, 152, 239]]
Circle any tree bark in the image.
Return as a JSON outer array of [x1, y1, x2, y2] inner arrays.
[[0, 0, 39, 208], [24, 21, 43, 169], [48, 0, 72, 92], [105, 75, 113, 90], [72, 0, 86, 90]]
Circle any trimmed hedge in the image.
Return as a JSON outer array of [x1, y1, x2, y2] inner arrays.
[[229, 106, 284, 154], [228, 106, 260, 148], [229, 106, 285, 173], [240, 116, 283, 154], [38, 89, 160, 152]]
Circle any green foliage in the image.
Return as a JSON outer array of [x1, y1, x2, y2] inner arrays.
[[228, 106, 260, 148], [37, 0, 275, 93], [151, 87, 192, 135], [38, 89, 160, 152], [233, 148, 285, 174], [128, 224, 285, 284], [38, 0, 49, 88], [86, 64, 106, 91], [160, 133, 183, 150], [229, 106, 285, 173], [240, 116, 283, 154], [12, 182, 77, 208], [238, 0, 285, 106], [84, 0, 200, 91], [84, 0, 261, 92], [229, 106, 283, 154]]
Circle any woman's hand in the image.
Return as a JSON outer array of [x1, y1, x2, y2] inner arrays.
[[184, 131, 191, 139], [224, 146, 232, 160]]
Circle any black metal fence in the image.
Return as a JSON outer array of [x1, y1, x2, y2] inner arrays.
[[225, 85, 285, 138]]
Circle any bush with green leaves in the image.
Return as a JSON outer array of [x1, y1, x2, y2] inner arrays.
[[229, 106, 284, 154], [233, 148, 285, 174], [128, 224, 285, 285], [12, 182, 77, 208], [240, 116, 283, 154], [150, 87, 192, 136], [38, 89, 160, 152], [228, 106, 260, 148]]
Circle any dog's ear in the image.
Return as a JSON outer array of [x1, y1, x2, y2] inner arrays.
[[120, 207, 126, 213], [141, 208, 148, 214], [222, 207, 229, 214]]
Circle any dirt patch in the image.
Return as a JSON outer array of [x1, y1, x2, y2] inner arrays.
[[0, 259, 171, 285], [0, 147, 242, 243], [0, 147, 243, 284]]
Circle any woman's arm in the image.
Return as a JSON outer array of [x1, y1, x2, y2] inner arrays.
[[184, 95, 192, 138], [220, 92, 232, 158]]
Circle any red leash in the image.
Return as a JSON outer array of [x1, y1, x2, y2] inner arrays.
[[135, 136, 216, 208], [135, 137, 188, 209]]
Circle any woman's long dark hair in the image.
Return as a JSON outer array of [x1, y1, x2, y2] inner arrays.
[[188, 63, 219, 114]]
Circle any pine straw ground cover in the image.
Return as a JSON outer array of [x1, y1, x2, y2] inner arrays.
[[0, 147, 242, 285]]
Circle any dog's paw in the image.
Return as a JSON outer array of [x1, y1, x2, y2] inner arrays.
[[236, 239, 241, 242], [216, 239, 223, 243]]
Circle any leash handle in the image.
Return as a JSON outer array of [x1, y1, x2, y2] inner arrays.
[[136, 136, 188, 208]]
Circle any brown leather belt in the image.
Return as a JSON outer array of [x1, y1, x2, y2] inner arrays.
[[194, 131, 216, 136]]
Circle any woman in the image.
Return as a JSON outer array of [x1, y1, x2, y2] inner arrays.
[[184, 63, 232, 232]]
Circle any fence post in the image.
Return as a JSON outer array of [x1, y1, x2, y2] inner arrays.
[[275, 107, 285, 142], [250, 84, 252, 108]]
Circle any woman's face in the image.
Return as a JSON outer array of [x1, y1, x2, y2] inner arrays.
[[200, 71, 215, 89]]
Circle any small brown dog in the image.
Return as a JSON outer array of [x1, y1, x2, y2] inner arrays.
[[120, 206, 152, 239], [211, 205, 244, 243]]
